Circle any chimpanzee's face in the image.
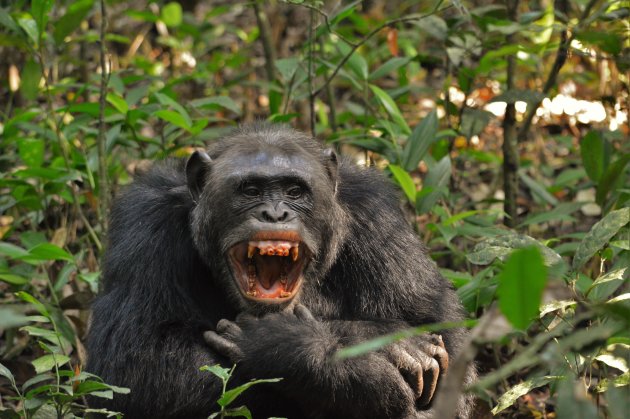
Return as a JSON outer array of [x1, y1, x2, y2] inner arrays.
[[187, 141, 340, 311]]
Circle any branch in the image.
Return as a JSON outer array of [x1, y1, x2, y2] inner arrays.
[[517, 0, 600, 142], [97, 0, 110, 234], [312, 2, 451, 98]]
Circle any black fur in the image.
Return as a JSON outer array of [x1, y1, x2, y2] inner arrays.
[[87, 123, 473, 418]]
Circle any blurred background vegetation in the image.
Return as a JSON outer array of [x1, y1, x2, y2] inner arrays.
[[0, 0, 628, 417]]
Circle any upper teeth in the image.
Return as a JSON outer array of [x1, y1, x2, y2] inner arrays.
[[248, 241, 300, 261]]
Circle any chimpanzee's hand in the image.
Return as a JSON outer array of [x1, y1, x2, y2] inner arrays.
[[203, 304, 316, 364], [380, 334, 449, 408]]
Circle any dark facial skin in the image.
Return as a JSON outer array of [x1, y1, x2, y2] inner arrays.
[[86, 123, 474, 419]]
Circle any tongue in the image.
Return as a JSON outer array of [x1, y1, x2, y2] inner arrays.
[[255, 255, 284, 289]]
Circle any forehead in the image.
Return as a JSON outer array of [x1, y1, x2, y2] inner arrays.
[[217, 147, 318, 181]]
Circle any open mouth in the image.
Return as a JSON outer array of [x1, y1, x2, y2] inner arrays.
[[228, 231, 309, 302]]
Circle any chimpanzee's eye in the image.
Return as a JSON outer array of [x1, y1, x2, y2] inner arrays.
[[285, 185, 303, 199], [241, 184, 261, 197]]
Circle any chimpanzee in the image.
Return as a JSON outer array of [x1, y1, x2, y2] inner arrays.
[[87, 123, 474, 418]]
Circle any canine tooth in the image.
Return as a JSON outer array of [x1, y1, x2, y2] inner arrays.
[[248, 245, 255, 258], [280, 291, 291, 298], [247, 290, 258, 297], [283, 249, 289, 256], [291, 247, 299, 261]]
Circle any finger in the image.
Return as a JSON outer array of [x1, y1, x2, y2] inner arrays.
[[294, 304, 316, 321], [422, 342, 449, 373], [388, 346, 424, 399], [203, 331, 243, 361], [417, 356, 439, 407], [216, 319, 242, 338]]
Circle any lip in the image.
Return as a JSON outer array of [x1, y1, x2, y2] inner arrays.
[[227, 231, 309, 303]]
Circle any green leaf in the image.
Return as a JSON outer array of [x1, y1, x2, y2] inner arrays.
[[467, 234, 563, 267], [369, 57, 411, 81], [225, 406, 252, 419], [492, 376, 560, 414], [460, 108, 492, 139], [388, 164, 416, 202], [0, 307, 30, 329], [200, 364, 231, 382], [16, 292, 49, 317], [402, 110, 438, 171], [190, 96, 242, 115], [0, 242, 29, 258], [497, 247, 547, 330], [154, 92, 192, 127], [573, 208, 629, 270], [369, 84, 410, 135], [0, 273, 29, 285], [0, 362, 16, 385], [20, 59, 41, 101], [586, 268, 627, 302], [161, 2, 183, 27], [581, 131, 605, 182], [154, 110, 191, 131], [519, 171, 558, 206], [338, 41, 368, 81], [519, 202, 583, 227], [596, 153, 630, 205], [32, 0, 53, 36], [0, 8, 20, 33], [106, 92, 129, 114], [18, 243, 73, 264], [275, 58, 300, 83], [17, 17, 39, 46], [18, 138, 45, 167], [218, 378, 282, 408], [32, 354, 71, 374], [53, 0, 94, 44], [416, 156, 451, 213]]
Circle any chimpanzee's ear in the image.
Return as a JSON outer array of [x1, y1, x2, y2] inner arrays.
[[186, 150, 212, 203], [323, 148, 338, 194]]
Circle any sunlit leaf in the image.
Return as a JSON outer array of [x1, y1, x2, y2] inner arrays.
[[497, 247, 547, 330], [388, 164, 416, 202], [573, 208, 629, 270]]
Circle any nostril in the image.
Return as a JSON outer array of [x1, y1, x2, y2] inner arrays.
[[278, 211, 289, 222]]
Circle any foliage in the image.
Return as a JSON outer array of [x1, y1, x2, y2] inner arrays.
[[0, 0, 628, 417]]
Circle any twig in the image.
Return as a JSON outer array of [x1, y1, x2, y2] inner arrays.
[[253, 1, 276, 82], [312, 2, 451, 99], [308, 8, 316, 135], [517, 0, 600, 142], [502, 0, 519, 228], [98, 0, 111, 234]]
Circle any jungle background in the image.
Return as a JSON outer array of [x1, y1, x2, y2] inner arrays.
[[0, 0, 628, 417]]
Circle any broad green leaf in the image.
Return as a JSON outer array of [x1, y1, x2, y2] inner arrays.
[[154, 110, 191, 131], [460, 108, 492, 139], [369, 84, 410, 135], [369, 57, 411, 81], [492, 376, 560, 414], [161, 2, 182, 27], [275, 58, 300, 83], [581, 131, 605, 182], [388, 164, 416, 202], [338, 41, 368, 81], [586, 268, 627, 302], [0, 307, 29, 329], [20, 59, 41, 101], [557, 378, 598, 419], [416, 156, 451, 213], [490, 89, 545, 105], [154, 92, 192, 127], [218, 378, 282, 408], [53, 0, 94, 44], [519, 202, 582, 227], [402, 110, 438, 171], [0, 273, 29, 285], [32, 354, 71, 374], [467, 234, 562, 266], [31, 0, 52, 35], [497, 247, 547, 330], [106, 93, 129, 114], [595, 354, 628, 373], [0, 242, 29, 258], [0, 8, 20, 33], [200, 364, 231, 382], [190, 96, 242, 115], [519, 171, 558, 206], [16, 291, 49, 317], [0, 362, 15, 385], [539, 300, 576, 317], [576, 31, 622, 55], [18, 243, 73, 264], [225, 406, 252, 419], [573, 208, 629, 270], [596, 153, 630, 205], [18, 138, 45, 167], [17, 17, 38, 46]]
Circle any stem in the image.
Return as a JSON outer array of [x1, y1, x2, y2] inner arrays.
[[98, 0, 110, 233], [253, 1, 276, 82], [308, 7, 316, 135], [502, 0, 519, 228]]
